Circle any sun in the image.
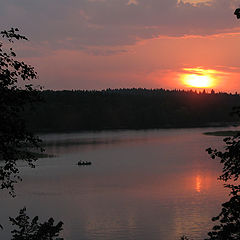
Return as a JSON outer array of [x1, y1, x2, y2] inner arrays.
[[182, 74, 214, 88], [180, 68, 216, 89]]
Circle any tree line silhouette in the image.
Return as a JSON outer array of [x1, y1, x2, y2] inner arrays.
[[24, 89, 240, 132]]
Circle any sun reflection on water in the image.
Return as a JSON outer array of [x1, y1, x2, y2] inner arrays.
[[195, 175, 202, 193]]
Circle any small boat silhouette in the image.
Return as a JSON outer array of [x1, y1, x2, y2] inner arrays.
[[234, 8, 240, 19], [77, 161, 92, 166]]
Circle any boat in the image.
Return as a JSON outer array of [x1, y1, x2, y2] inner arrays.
[[77, 161, 92, 166]]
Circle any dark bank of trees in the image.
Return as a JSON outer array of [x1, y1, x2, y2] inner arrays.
[[24, 89, 240, 133]]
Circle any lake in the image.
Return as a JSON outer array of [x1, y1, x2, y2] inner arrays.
[[0, 127, 235, 240]]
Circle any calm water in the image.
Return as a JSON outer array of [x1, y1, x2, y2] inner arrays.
[[0, 128, 235, 240]]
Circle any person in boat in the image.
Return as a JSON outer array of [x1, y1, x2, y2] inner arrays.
[[234, 8, 240, 19], [78, 160, 91, 165]]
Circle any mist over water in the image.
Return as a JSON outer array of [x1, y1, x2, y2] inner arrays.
[[0, 127, 235, 240]]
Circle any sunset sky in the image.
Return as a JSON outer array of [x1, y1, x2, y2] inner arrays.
[[1, 0, 240, 92]]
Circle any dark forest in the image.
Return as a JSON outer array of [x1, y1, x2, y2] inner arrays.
[[24, 88, 240, 132]]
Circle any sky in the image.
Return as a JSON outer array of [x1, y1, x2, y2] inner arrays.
[[1, 0, 240, 92]]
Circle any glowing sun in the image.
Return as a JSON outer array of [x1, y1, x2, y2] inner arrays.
[[181, 68, 216, 88], [183, 74, 214, 88]]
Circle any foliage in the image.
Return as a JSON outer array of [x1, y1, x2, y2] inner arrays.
[[0, 28, 43, 196], [205, 186, 240, 240], [9, 207, 63, 240], [24, 89, 240, 133], [205, 112, 240, 239], [206, 135, 240, 182], [0, 28, 65, 239]]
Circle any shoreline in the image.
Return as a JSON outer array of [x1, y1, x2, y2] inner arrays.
[[33, 122, 239, 135]]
